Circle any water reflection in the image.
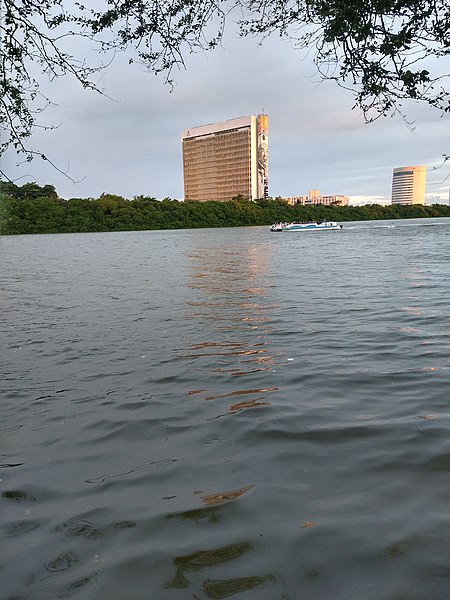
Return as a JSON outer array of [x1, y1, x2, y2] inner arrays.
[[163, 238, 281, 597], [4, 224, 450, 600], [229, 398, 271, 413], [166, 541, 252, 589], [397, 253, 440, 365], [203, 574, 275, 598], [199, 484, 255, 506], [184, 239, 280, 415]]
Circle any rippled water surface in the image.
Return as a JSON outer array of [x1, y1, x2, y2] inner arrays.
[[2, 219, 450, 600]]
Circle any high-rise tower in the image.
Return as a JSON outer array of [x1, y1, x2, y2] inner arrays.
[[391, 166, 426, 205], [181, 115, 268, 202]]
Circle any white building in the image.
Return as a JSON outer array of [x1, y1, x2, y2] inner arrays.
[[285, 190, 349, 206], [391, 166, 426, 205]]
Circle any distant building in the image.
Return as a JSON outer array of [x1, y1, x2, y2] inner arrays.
[[308, 189, 320, 201], [181, 115, 268, 202], [285, 190, 349, 206], [391, 166, 426, 205]]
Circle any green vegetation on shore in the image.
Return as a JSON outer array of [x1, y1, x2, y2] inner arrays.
[[1, 181, 450, 235]]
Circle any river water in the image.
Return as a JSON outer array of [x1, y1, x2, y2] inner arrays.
[[2, 218, 450, 600]]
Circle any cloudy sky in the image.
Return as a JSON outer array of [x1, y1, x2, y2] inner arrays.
[[3, 28, 450, 205]]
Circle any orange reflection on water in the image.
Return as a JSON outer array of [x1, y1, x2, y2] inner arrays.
[[191, 341, 245, 349], [211, 367, 271, 377], [203, 575, 272, 598], [400, 272, 426, 288], [240, 315, 273, 323], [185, 340, 269, 360], [166, 541, 252, 589], [230, 367, 270, 377], [184, 240, 281, 414], [204, 387, 278, 401], [399, 326, 422, 333], [241, 287, 265, 295], [200, 484, 254, 506], [229, 398, 271, 412], [400, 306, 424, 315]]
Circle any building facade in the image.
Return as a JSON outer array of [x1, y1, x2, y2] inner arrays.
[[391, 166, 426, 205], [285, 190, 349, 206], [181, 115, 268, 202]]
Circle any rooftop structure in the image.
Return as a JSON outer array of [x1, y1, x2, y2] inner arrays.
[[181, 115, 268, 202]]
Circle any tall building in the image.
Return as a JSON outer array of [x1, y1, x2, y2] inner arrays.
[[391, 166, 426, 205], [182, 115, 268, 202]]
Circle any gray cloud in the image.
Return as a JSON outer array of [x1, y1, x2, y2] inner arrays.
[[3, 33, 449, 203]]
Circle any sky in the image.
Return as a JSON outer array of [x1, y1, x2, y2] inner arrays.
[[2, 29, 450, 205]]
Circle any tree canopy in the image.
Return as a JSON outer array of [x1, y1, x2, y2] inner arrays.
[[1, 182, 450, 235], [0, 179, 57, 200], [1, 0, 449, 172]]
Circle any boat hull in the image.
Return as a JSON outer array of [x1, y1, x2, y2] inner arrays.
[[270, 221, 342, 232]]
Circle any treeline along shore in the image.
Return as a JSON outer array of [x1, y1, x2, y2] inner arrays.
[[1, 181, 450, 235]]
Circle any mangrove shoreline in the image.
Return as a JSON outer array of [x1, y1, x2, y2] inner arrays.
[[1, 182, 450, 235]]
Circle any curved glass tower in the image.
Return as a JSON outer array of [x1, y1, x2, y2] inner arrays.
[[391, 166, 426, 205]]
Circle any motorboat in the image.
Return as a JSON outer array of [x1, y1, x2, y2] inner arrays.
[[270, 221, 343, 232]]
